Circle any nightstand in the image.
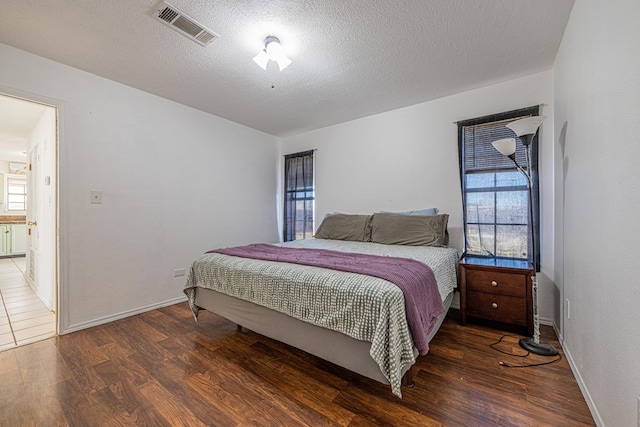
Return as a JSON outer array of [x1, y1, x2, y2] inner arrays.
[[459, 256, 533, 336]]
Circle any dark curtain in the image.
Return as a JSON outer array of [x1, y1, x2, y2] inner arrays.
[[283, 150, 315, 242]]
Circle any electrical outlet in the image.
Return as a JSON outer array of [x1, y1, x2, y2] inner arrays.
[[90, 190, 102, 204], [173, 268, 186, 277], [566, 298, 571, 319]]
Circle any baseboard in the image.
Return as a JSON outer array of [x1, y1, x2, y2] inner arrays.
[[60, 295, 187, 335], [26, 279, 55, 312], [539, 317, 553, 325], [539, 317, 559, 340], [552, 321, 564, 344], [557, 333, 605, 426]]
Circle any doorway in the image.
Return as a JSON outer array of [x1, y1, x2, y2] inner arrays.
[[0, 93, 57, 351]]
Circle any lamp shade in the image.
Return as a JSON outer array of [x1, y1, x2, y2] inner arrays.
[[492, 138, 517, 157], [252, 50, 269, 70], [275, 55, 292, 71], [506, 116, 546, 137]]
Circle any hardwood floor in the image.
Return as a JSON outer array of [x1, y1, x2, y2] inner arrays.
[[0, 302, 594, 426]]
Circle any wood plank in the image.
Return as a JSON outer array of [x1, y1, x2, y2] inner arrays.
[[334, 383, 442, 427], [128, 346, 240, 426], [27, 380, 75, 427], [54, 378, 122, 427], [14, 338, 74, 393], [214, 340, 356, 426], [185, 344, 335, 426], [55, 331, 109, 394], [0, 356, 36, 427]]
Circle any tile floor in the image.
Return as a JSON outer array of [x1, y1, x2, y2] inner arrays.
[[0, 257, 56, 352]]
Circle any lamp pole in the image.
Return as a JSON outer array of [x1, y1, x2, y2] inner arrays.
[[495, 116, 558, 356], [511, 126, 558, 356]]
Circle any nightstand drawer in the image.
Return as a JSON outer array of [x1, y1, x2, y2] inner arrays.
[[465, 269, 527, 297], [466, 291, 527, 325]]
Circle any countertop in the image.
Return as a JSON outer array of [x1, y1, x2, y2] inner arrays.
[[0, 215, 26, 224]]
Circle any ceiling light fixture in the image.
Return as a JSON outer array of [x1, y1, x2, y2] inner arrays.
[[253, 36, 292, 71]]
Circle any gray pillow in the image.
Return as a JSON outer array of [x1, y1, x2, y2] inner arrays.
[[380, 208, 438, 216], [371, 213, 449, 246], [314, 214, 373, 242]]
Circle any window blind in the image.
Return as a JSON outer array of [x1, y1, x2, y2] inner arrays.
[[464, 118, 529, 173]]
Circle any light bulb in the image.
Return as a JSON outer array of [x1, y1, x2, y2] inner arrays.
[[266, 39, 283, 60]]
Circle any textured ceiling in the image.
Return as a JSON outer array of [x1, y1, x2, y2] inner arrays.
[[0, 0, 574, 137]]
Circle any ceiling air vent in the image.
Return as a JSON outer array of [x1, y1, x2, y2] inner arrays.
[[150, 1, 219, 46]]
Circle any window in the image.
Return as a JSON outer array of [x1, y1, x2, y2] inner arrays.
[[6, 176, 27, 211], [283, 150, 315, 241], [458, 106, 540, 269]]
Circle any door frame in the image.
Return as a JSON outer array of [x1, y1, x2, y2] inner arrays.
[[0, 87, 63, 334]]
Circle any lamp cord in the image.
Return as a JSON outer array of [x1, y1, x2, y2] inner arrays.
[[490, 334, 562, 368]]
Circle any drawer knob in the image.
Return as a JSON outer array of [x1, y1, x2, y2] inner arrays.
[[491, 280, 498, 287], [491, 302, 498, 309]]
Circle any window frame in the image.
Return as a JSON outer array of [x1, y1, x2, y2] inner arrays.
[[283, 150, 315, 242], [457, 106, 540, 270], [5, 174, 27, 212]]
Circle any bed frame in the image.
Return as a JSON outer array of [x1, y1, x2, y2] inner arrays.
[[195, 288, 454, 387]]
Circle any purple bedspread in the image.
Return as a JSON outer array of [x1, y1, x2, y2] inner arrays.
[[208, 243, 444, 355]]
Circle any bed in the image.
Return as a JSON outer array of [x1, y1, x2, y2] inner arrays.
[[184, 213, 459, 397]]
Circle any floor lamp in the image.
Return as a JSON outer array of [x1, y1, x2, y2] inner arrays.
[[491, 116, 558, 357]]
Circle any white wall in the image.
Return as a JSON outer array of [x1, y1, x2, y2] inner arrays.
[[553, 1, 640, 425], [282, 71, 557, 320], [0, 43, 280, 333]]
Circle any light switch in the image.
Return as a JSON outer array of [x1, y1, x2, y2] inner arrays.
[[90, 190, 102, 204]]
